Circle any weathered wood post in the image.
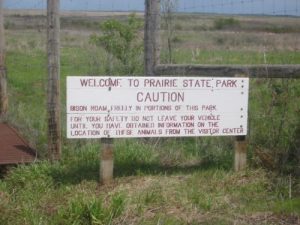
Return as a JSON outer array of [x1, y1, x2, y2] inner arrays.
[[234, 74, 248, 171], [47, 0, 61, 161], [234, 135, 247, 171], [100, 138, 114, 185], [0, 0, 7, 116], [144, 0, 160, 76], [99, 35, 114, 184]]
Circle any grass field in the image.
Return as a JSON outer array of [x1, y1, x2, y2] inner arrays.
[[0, 11, 299, 224]]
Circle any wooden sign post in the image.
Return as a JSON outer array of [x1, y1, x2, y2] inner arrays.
[[234, 135, 247, 171], [100, 138, 114, 184]]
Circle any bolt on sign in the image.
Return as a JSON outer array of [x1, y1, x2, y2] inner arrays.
[[67, 76, 249, 138]]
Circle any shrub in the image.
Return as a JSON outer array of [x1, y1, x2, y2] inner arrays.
[[4, 21, 15, 29], [90, 14, 143, 75], [249, 79, 300, 175], [213, 17, 240, 30]]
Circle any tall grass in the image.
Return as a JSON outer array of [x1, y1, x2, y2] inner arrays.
[[1, 13, 299, 224], [1, 163, 298, 224]]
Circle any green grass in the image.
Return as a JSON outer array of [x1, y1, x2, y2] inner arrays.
[[163, 49, 300, 64], [213, 17, 241, 30], [274, 198, 300, 214], [1, 160, 298, 224], [1, 14, 300, 224]]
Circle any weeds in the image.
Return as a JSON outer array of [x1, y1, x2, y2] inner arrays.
[[0, 160, 299, 224], [249, 78, 300, 175], [55, 193, 125, 225], [1, 13, 299, 224], [213, 17, 240, 30]]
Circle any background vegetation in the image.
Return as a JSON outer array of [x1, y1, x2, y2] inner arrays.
[[0, 11, 299, 224]]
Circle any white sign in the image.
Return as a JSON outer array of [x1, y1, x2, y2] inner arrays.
[[67, 76, 249, 138]]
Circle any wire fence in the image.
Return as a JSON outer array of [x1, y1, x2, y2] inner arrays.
[[4, 0, 300, 16], [2, 0, 300, 171]]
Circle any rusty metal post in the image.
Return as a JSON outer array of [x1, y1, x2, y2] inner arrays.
[[0, 0, 7, 116], [100, 138, 114, 185], [47, 0, 61, 161]]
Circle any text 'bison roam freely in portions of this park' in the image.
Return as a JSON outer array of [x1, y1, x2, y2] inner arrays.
[[67, 77, 249, 138]]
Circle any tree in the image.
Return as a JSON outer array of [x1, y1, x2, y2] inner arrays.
[[90, 14, 143, 75], [161, 0, 178, 63]]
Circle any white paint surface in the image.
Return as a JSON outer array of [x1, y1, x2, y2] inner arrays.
[[67, 76, 249, 138]]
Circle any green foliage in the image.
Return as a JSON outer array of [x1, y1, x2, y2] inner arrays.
[[90, 14, 143, 75], [274, 198, 300, 215], [4, 20, 16, 29], [264, 25, 300, 34], [249, 79, 300, 174], [56, 193, 125, 225], [142, 184, 165, 206], [161, 0, 179, 63], [4, 163, 54, 195], [61, 17, 102, 30], [196, 137, 233, 169], [0, 146, 125, 225], [114, 139, 159, 176], [0, 160, 298, 224], [169, 49, 300, 65], [188, 190, 213, 211], [213, 17, 240, 30], [2, 13, 300, 224], [171, 35, 182, 43]]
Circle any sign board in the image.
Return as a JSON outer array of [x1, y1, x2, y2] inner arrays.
[[67, 76, 249, 138]]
